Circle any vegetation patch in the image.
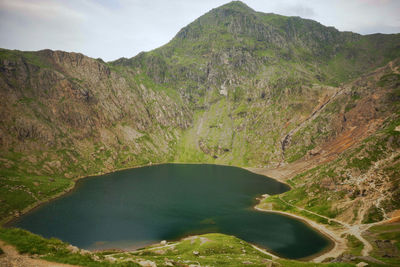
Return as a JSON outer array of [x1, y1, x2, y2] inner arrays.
[[363, 223, 400, 266], [362, 205, 384, 224], [0, 227, 128, 266], [346, 234, 364, 256]]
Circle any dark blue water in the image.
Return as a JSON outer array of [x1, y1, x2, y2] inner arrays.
[[11, 164, 330, 259]]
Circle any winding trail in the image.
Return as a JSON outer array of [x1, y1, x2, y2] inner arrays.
[[255, 194, 380, 262], [255, 197, 347, 262], [246, 167, 385, 262], [276, 196, 374, 258], [0, 241, 79, 267], [250, 244, 278, 260]]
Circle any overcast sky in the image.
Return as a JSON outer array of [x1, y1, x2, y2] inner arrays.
[[1, 0, 399, 61]]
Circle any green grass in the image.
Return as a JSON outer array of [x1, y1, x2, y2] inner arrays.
[[286, 143, 316, 163], [368, 223, 400, 251], [377, 73, 400, 87], [121, 233, 273, 266], [378, 231, 400, 250], [369, 223, 400, 233], [260, 195, 296, 212], [1, 228, 355, 266], [0, 161, 73, 223], [0, 228, 67, 255], [259, 195, 343, 227], [363, 223, 400, 266], [0, 228, 139, 266], [362, 205, 384, 224], [276, 259, 354, 267], [0, 49, 51, 69], [346, 234, 364, 256]]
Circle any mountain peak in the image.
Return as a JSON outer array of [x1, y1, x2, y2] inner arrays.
[[217, 1, 254, 12], [173, 1, 257, 41]]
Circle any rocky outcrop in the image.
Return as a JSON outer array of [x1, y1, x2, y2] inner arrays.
[[0, 49, 192, 219]]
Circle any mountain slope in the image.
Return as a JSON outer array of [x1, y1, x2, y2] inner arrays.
[[113, 1, 400, 167], [0, 49, 191, 219], [261, 58, 400, 223]]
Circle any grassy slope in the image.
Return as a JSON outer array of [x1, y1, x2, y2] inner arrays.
[[362, 222, 400, 266], [0, 227, 355, 267]]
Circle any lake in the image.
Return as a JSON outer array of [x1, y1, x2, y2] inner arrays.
[[11, 164, 330, 259]]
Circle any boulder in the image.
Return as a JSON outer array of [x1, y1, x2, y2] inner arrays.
[[138, 260, 157, 267]]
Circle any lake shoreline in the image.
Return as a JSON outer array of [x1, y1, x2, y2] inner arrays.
[[254, 200, 344, 262], [2, 162, 341, 262], [247, 167, 346, 263], [1, 162, 165, 226]]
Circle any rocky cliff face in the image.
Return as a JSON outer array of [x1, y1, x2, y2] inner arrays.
[[270, 59, 400, 224], [0, 1, 399, 225], [0, 49, 192, 219]]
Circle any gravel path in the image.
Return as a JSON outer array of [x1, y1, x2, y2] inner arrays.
[[0, 241, 79, 267], [247, 166, 383, 262]]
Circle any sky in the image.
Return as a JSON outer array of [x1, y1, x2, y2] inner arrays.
[[0, 0, 399, 61]]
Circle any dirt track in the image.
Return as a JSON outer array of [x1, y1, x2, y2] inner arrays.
[[0, 241, 79, 267], [247, 166, 399, 262]]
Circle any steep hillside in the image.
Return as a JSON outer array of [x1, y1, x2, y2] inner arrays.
[[0, 49, 191, 220], [260, 58, 400, 223], [114, 1, 400, 167]]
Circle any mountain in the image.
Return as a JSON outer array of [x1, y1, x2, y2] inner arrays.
[[0, 1, 399, 265], [116, 1, 399, 87], [0, 48, 192, 219], [113, 1, 399, 167]]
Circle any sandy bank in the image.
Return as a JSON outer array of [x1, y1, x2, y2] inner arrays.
[[248, 167, 349, 262], [255, 205, 347, 262]]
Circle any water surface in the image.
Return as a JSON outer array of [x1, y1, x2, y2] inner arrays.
[[12, 164, 330, 259]]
